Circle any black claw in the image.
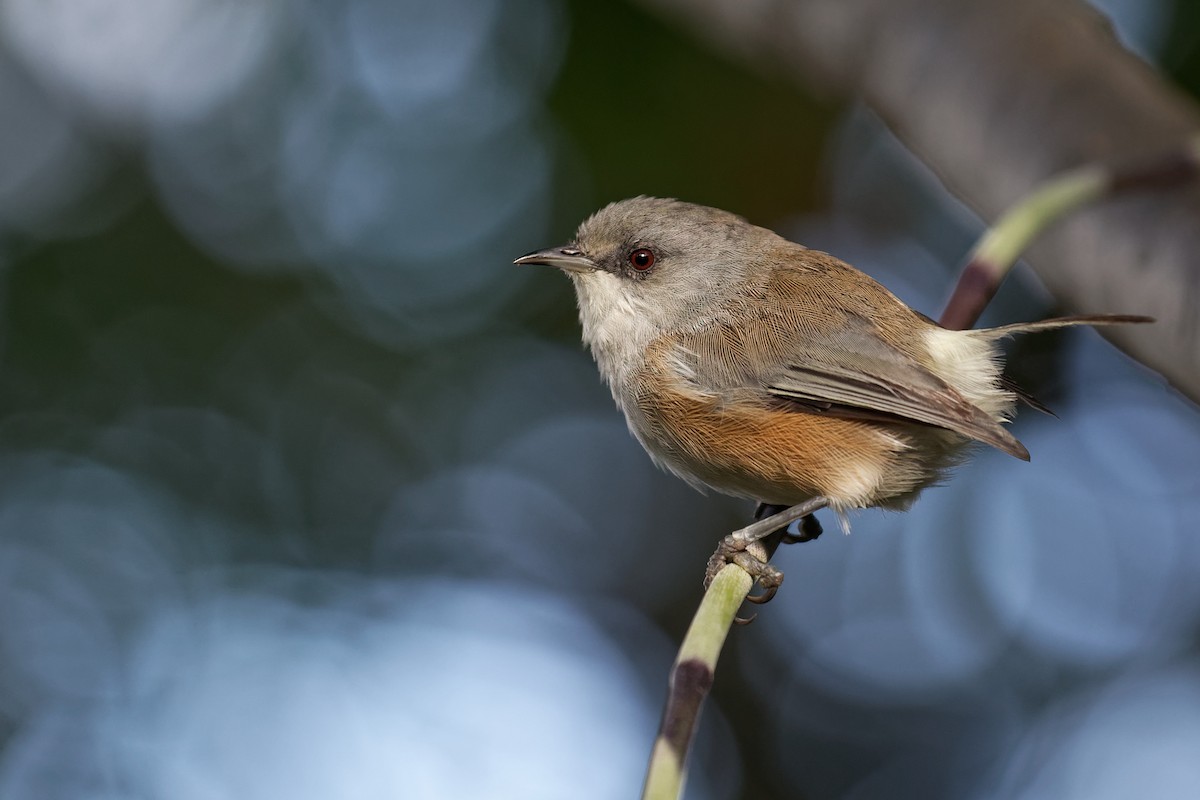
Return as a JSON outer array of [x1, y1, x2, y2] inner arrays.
[[782, 514, 824, 544], [800, 514, 823, 541], [734, 612, 758, 626]]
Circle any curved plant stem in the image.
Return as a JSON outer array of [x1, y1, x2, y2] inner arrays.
[[641, 563, 754, 800], [940, 134, 1200, 330], [939, 167, 1106, 330]]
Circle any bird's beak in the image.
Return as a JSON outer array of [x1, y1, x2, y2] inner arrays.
[[513, 246, 597, 274]]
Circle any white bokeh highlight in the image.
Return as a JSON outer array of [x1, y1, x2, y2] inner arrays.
[[0, 0, 286, 126]]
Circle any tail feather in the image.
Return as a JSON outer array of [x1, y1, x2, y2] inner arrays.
[[999, 375, 1057, 417], [973, 314, 1153, 340], [979, 313, 1151, 420]]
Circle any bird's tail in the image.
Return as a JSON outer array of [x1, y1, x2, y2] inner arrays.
[[971, 314, 1151, 419], [971, 314, 1152, 340]]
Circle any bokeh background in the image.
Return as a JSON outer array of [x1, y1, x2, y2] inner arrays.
[[1, 1, 1198, 798]]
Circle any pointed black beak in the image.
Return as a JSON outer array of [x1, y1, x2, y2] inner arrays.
[[513, 246, 597, 273]]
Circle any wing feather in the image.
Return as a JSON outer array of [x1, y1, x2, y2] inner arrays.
[[673, 272, 1030, 460]]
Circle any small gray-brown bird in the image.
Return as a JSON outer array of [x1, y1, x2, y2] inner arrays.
[[516, 197, 1148, 573]]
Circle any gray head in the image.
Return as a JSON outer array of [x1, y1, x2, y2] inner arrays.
[[514, 196, 787, 387], [517, 196, 767, 289]]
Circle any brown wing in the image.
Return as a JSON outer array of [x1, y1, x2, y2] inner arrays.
[[762, 319, 1028, 459], [674, 253, 1029, 460]]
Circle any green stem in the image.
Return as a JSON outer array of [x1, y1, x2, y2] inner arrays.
[[971, 167, 1108, 271], [940, 133, 1200, 330], [641, 564, 753, 800], [939, 165, 1106, 330]]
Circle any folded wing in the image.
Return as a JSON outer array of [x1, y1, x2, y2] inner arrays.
[[676, 306, 1029, 461]]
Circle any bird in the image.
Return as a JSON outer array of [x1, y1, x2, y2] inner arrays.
[[515, 197, 1149, 586]]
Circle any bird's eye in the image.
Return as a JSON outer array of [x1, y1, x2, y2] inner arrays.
[[629, 248, 655, 271]]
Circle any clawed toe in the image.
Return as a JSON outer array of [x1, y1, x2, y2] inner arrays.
[[704, 535, 785, 623], [745, 582, 777, 605], [706, 500, 830, 621]]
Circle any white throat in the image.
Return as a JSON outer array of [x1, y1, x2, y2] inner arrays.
[[571, 271, 661, 404]]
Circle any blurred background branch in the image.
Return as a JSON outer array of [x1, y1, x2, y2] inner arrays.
[[635, 0, 1200, 400]]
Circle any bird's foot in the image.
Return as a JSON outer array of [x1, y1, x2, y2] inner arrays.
[[704, 505, 825, 623], [704, 537, 784, 596], [704, 536, 784, 624]]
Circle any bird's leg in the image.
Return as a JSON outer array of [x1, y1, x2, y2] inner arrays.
[[756, 503, 824, 544], [704, 497, 830, 605], [729, 496, 829, 551]]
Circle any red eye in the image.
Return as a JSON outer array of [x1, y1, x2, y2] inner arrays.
[[629, 248, 655, 271]]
